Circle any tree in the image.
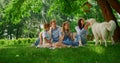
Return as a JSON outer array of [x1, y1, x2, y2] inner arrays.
[[107, 0, 120, 14], [2, 0, 42, 39], [96, 0, 120, 42], [1, 0, 120, 41]]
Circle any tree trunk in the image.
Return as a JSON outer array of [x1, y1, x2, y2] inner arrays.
[[107, 0, 120, 14], [16, 28, 19, 39], [97, 0, 120, 42]]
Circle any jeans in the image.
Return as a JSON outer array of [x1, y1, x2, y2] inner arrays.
[[76, 35, 87, 45], [34, 38, 40, 46], [62, 38, 79, 46]]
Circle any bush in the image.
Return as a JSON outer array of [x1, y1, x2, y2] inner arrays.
[[14, 40, 17, 45], [0, 40, 5, 45], [0, 38, 36, 46]]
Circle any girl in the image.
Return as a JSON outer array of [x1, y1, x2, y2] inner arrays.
[[75, 18, 90, 46], [55, 21, 79, 48], [42, 23, 52, 48]]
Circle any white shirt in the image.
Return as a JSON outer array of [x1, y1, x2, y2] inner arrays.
[[75, 26, 88, 36], [42, 31, 51, 44]]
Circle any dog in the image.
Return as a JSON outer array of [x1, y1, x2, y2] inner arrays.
[[86, 18, 116, 47]]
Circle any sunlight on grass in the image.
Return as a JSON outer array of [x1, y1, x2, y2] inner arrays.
[[91, 46, 105, 54], [87, 41, 105, 54]]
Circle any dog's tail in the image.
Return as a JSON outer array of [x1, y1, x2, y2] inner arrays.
[[105, 20, 116, 32]]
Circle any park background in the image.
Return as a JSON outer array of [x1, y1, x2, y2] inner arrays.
[[0, 0, 120, 63]]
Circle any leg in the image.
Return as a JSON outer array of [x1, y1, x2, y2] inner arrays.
[[43, 43, 52, 48], [109, 32, 115, 45], [102, 37, 107, 47], [72, 41, 79, 46], [100, 37, 103, 46], [76, 35, 83, 46], [54, 42, 66, 48], [111, 37, 115, 45], [31, 38, 40, 47], [37, 33, 43, 48], [92, 32, 99, 46], [79, 40, 83, 46], [102, 31, 107, 47], [94, 36, 99, 46]]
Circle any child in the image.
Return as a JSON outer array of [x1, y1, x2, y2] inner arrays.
[[42, 23, 52, 48], [49, 19, 61, 43], [54, 21, 79, 48]]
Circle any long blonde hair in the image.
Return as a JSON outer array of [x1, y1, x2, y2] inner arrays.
[[62, 21, 71, 38]]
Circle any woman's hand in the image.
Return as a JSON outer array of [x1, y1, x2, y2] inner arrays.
[[47, 40, 52, 44], [84, 22, 90, 30]]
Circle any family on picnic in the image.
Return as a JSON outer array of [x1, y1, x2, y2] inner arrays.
[[31, 18, 90, 48]]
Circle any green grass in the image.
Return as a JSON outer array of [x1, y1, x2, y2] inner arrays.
[[0, 41, 120, 63]]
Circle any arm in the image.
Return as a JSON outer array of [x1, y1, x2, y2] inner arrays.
[[42, 32, 52, 44], [58, 27, 62, 38], [75, 26, 86, 35], [59, 32, 64, 43], [44, 38, 52, 44], [70, 33, 75, 41], [84, 22, 90, 30], [39, 32, 43, 45], [84, 22, 90, 35], [75, 26, 80, 35]]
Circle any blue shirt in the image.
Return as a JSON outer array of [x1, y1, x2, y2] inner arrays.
[[50, 26, 61, 43]]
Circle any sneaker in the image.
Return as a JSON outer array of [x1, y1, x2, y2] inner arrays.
[[49, 47, 55, 50]]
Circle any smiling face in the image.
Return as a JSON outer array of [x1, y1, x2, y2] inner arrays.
[[50, 19, 57, 30], [44, 23, 50, 31], [64, 23, 69, 30], [62, 21, 70, 32], [81, 19, 84, 25], [51, 21, 57, 29], [46, 27, 50, 31], [78, 18, 85, 29]]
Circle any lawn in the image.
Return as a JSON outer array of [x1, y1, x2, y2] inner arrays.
[[0, 41, 120, 63]]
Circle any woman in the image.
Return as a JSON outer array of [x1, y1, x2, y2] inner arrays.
[[75, 18, 90, 46]]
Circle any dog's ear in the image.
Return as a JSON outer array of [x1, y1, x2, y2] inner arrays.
[[86, 20, 91, 25], [86, 18, 96, 25], [90, 18, 96, 25]]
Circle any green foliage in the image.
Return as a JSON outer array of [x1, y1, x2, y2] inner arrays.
[[48, 0, 87, 16], [0, 0, 119, 39], [0, 40, 5, 45], [0, 38, 36, 45], [4, 0, 42, 24], [70, 21, 77, 32], [0, 0, 43, 39]]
